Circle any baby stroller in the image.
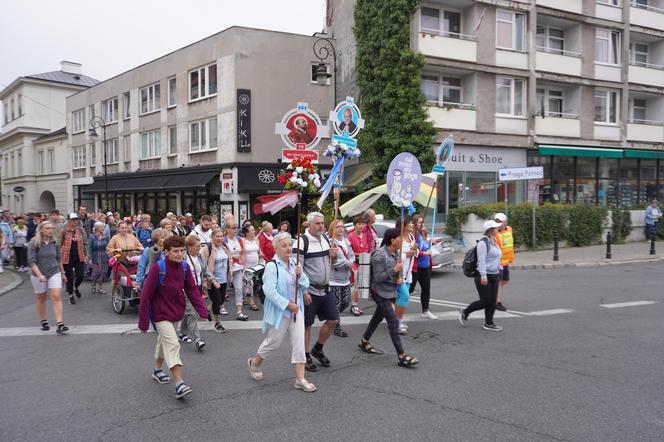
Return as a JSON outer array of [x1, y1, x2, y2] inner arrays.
[[109, 249, 142, 314], [244, 263, 266, 305]]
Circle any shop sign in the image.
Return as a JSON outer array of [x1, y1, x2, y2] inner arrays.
[[221, 172, 234, 194], [446, 146, 526, 172], [281, 149, 319, 163], [236, 89, 251, 152], [498, 166, 544, 182]]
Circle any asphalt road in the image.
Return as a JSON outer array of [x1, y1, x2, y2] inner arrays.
[[1, 263, 663, 442]]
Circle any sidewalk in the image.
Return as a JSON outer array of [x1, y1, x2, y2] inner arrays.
[[0, 270, 23, 296], [452, 240, 664, 269]]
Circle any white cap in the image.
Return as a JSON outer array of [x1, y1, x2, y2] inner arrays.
[[68, 212, 79, 220], [185, 213, 192, 217], [494, 213, 507, 222], [106, 211, 113, 216], [483, 220, 502, 232], [166, 212, 175, 217]]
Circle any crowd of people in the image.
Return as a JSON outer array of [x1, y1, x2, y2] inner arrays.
[[3, 204, 519, 400]]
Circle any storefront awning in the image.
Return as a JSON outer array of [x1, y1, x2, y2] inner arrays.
[[82, 170, 218, 193], [623, 150, 664, 159], [166, 171, 218, 190], [538, 145, 623, 158]]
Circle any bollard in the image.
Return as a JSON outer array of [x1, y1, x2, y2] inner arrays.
[[606, 231, 612, 259], [553, 233, 559, 261], [650, 235, 656, 255]]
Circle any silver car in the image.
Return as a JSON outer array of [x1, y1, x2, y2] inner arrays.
[[345, 220, 454, 270]]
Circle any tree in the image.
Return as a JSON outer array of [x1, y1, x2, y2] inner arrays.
[[355, 0, 436, 193]]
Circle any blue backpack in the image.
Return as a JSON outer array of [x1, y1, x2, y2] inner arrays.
[[156, 258, 189, 287]]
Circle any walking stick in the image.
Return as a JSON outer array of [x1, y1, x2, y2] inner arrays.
[[294, 192, 302, 322]]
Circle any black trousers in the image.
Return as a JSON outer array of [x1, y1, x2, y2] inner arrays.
[[362, 295, 404, 355], [465, 273, 500, 325], [207, 283, 227, 315], [14, 247, 27, 268], [64, 261, 85, 294], [408, 267, 432, 311]]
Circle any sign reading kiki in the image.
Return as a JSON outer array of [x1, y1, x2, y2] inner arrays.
[[387, 152, 422, 207], [275, 102, 328, 150], [237, 89, 251, 152], [330, 96, 364, 148]]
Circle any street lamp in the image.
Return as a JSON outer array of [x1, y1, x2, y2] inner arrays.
[[313, 37, 337, 103], [88, 115, 108, 212]]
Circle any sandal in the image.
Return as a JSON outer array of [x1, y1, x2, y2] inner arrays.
[[397, 354, 419, 368], [247, 358, 264, 381], [249, 304, 260, 311], [178, 334, 193, 343], [294, 378, 317, 392], [152, 369, 171, 384], [98, 289, 107, 295], [358, 339, 383, 355], [351, 305, 362, 316]]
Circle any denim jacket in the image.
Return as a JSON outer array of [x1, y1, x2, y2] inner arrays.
[[261, 255, 309, 334]]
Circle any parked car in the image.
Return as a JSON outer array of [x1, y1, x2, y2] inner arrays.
[[345, 220, 454, 269]]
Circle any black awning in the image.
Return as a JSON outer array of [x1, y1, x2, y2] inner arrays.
[[82, 170, 218, 193], [165, 171, 218, 190]]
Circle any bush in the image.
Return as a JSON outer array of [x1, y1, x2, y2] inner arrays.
[[445, 203, 607, 249], [611, 209, 632, 243]]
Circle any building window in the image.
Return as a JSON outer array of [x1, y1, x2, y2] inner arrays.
[[3, 102, 8, 124], [595, 29, 620, 64], [496, 9, 526, 51], [594, 89, 618, 124], [421, 75, 462, 105], [140, 129, 161, 159], [189, 117, 217, 152], [72, 109, 85, 133], [168, 126, 177, 155], [420, 7, 461, 37], [536, 26, 564, 54], [17, 94, 22, 116], [101, 97, 119, 123], [189, 63, 217, 101], [37, 150, 44, 175], [89, 104, 95, 119], [597, 0, 619, 5], [104, 138, 120, 164], [140, 82, 161, 114], [10, 98, 15, 120], [123, 135, 131, 162], [47, 149, 55, 174], [536, 88, 564, 117], [629, 43, 649, 66], [90, 143, 96, 166], [496, 77, 525, 116], [72, 145, 87, 169], [630, 98, 647, 123], [123, 92, 131, 119], [168, 77, 177, 107]]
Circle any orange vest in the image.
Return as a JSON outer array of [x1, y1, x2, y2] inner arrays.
[[496, 226, 514, 265]]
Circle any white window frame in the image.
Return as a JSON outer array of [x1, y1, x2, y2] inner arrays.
[[123, 92, 131, 120], [168, 126, 178, 156], [421, 74, 463, 105], [10, 98, 15, 120], [17, 94, 22, 116], [597, 0, 619, 5], [630, 98, 648, 123], [188, 63, 218, 102], [536, 26, 565, 54], [168, 77, 177, 108], [594, 89, 619, 124], [595, 29, 621, 65], [189, 117, 217, 153], [101, 97, 119, 123], [104, 138, 120, 164], [72, 145, 87, 169], [140, 129, 161, 160], [629, 43, 649, 66], [37, 150, 44, 175], [3, 102, 8, 124], [496, 77, 526, 117], [496, 9, 526, 52], [123, 135, 131, 162], [420, 6, 463, 37], [47, 149, 55, 174], [139, 82, 161, 115], [536, 87, 565, 117], [90, 143, 96, 166], [72, 109, 85, 134]]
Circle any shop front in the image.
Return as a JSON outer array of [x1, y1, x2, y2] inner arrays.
[[528, 145, 664, 208]]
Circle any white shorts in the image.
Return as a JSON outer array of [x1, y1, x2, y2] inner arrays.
[[31, 273, 63, 293]]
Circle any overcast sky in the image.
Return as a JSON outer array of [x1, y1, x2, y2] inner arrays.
[[0, 0, 326, 124]]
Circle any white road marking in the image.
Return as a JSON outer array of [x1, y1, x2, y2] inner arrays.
[[600, 301, 658, 309], [528, 309, 575, 316], [411, 296, 532, 316]]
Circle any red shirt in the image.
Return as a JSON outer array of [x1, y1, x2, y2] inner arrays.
[[348, 230, 368, 254], [258, 232, 275, 261]]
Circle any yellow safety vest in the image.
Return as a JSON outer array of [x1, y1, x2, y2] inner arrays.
[[496, 226, 514, 265]]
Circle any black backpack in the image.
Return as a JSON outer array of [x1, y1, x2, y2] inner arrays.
[[462, 238, 489, 277]]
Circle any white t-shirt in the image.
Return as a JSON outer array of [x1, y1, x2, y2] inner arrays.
[[401, 234, 416, 284], [226, 237, 244, 272], [243, 238, 260, 269]]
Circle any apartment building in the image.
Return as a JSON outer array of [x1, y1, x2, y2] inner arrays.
[[0, 62, 98, 214], [330, 0, 664, 212], [66, 26, 333, 219]]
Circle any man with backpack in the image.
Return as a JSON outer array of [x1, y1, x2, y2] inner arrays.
[[294, 212, 338, 372], [138, 235, 209, 400]]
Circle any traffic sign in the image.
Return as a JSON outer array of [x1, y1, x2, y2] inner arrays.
[[281, 149, 319, 164], [498, 166, 544, 181]]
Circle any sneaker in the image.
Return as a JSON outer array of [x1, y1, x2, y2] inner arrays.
[[421, 310, 438, 320], [214, 322, 226, 333], [68, 295, 75, 305], [310, 348, 330, 367], [175, 382, 192, 400], [495, 302, 507, 312], [483, 323, 503, 332], [294, 378, 317, 392], [458, 308, 467, 326], [305, 355, 318, 372], [236, 312, 249, 321], [398, 323, 408, 335], [56, 323, 69, 334], [220, 307, 229, 315], [247, 357, 264, 381], [195, 338, 206, 351], [333, 327, 348, 338], [74, 289, 82, 299], [178, 334, 193, 343], [90, 286, 96, 294]]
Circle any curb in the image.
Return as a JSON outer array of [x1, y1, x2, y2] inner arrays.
[[0, 270, 23, 296], [450, 256, 664, 270]]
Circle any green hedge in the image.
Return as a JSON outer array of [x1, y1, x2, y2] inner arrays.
[[446, 204, 607, 248], [611, 209, 633, 243]]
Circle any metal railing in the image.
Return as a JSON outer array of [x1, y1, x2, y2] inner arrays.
[[426, 101, 477, 110], [535, 46, 582, 57], [628, 118, 664, 125], [540, 111, 580, 119], [631, 1, 664, 13], [420, 28, 477, 41], [628, 59, 664, 70]]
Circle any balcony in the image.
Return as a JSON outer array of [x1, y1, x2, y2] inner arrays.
[[495, 116, 528, 135], [536, 48, 582, 76], [417, 31, 477, 63], [596, 2, 623, 21], [535, 113, 581, 137], [536, 0, 583, 13], [628, 61, 664, 87], [595, 63, 622, 82], [426, 103, 477, 131], [594, 123, 622, 141], [630, 2, 664, 31], [627, 120, 664, 142], [495, 49, 528, 70]]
